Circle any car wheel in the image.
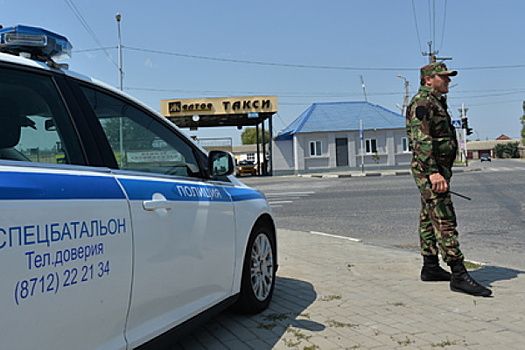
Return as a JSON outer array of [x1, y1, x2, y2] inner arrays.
[[233, 223, 276, 314]]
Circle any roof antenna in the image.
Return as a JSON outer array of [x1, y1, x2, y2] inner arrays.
[[360, 75, 368, 102]]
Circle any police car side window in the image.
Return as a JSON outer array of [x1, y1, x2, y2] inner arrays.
[[80, 86, 203, 178], [0, 67, 84, 165]]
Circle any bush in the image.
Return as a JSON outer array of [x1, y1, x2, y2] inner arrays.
[[494, 142, 520, 158]]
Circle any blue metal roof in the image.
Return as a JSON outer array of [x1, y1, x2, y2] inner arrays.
[[275, 101, 405, 140]]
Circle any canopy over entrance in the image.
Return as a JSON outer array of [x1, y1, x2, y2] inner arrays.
[[160, 96, 277, 175], [160, 95, 277, 128]]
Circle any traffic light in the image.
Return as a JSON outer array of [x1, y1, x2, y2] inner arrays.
[[461, 117, 473, 136], [461, 117, 467, 128]]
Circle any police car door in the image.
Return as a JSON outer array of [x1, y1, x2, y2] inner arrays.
[[77, 85, 236, 347], [0, 65, 132, 350]]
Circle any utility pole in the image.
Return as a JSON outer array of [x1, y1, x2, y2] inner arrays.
[[360, 75, 368, 102], [458, 103, 469, 166], [116, 14, 124, 167], [396, 75, 410, 115], [422, 41, 452, 64], [360, 119, 365, 173], [116, 13, 123, 91]]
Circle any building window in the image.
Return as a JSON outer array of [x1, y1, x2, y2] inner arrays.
[[309, 141, 322, 157], [402, 137, 410, 153], [246, 153, 255, 161], [365, 138, 377, 154]]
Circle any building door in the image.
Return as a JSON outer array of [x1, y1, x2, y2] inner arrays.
[[336, 138, 349, 167]]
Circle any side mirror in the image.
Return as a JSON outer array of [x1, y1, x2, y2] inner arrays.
[[208, 150, 235, 177], [45, 119, 56, 131]]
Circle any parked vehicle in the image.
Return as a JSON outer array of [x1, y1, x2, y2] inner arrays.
[[236, 160, 257, 176], [0, 25, 276, 350], [480, 154, 492, 162]]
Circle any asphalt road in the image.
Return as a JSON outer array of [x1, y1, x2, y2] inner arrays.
[[242, 159, 525, 269]]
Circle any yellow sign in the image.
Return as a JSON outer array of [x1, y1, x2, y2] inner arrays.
[[161, 96, 277, 117]]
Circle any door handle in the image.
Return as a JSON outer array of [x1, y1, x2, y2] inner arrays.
[[143, 200, 171, 211], [142, 193, 171, 213]]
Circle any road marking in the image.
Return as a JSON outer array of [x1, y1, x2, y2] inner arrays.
[[266, 191, 315, 208], [310, 231, 362, 242], [268, 200, 293, 205], [484, 167, 518, 172], [265, 191, 315, 197]]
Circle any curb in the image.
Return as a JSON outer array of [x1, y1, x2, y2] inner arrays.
[[298, 170, 411, 178], [297, 167, 482, 179]]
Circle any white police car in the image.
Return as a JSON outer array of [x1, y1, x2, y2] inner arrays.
[[0, 25, 277, 350]]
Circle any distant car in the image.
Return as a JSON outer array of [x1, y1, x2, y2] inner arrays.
[[480, 154, 491, 162], [236, 160, 257, 176]]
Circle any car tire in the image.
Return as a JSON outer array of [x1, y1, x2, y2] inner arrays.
[[233, 222, 276, 314]]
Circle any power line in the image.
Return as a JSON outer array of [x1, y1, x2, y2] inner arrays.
[[123, 46, 415, 72], [411, 0, 424, 53], [412, 0, 450, 63], [74, 45, 525, 72], [64, 0, 118, 68], [126, 86, 525, 99], [438, 0, 448, 52], [429, 0, 435, 46], [74, 47, 116, 52]]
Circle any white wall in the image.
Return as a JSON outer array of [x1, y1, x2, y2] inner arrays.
[[272, 128, 411, 174], [272, 140, 294, 175]]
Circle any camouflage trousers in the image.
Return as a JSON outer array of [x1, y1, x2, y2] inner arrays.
[[412, 169, 464, 263]]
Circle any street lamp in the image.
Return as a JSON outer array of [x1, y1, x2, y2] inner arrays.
[[116, 14, 124, 167], [116, 13, 123, 91], [396, 75, 409, 115]]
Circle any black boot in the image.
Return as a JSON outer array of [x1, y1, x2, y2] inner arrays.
[[448, 260, 492, 297], [421, 255, 451, 281]]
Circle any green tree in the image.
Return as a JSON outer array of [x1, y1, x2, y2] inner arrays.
[[507, 142, 520, 158], [494, 142, 520, 158], [241, 127, 270, 145], [521, 114, 525, 143], [521, 101, 525, 142], [494, 144, 505, 158]]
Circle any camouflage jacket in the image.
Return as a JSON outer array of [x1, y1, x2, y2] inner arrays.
[[406, 85, 458, 178]]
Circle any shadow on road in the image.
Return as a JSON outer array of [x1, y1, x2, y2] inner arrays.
[[470, 265, 525, 286], [174, 276, 322, 349]]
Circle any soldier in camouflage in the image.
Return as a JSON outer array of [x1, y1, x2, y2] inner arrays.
[[406, 62, 491, 297]]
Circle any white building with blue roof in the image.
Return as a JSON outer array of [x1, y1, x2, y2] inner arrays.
[[273, 101, 411, 174]]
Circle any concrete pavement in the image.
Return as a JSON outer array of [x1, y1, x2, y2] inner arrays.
[[176, 228, 525, 349]]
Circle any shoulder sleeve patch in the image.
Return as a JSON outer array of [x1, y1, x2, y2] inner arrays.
[[415, 106, 428, 121]]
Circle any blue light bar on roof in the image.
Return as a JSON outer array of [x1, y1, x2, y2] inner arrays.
[[0, 25, 72, 61]]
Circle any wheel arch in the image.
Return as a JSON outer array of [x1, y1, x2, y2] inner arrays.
[[252, 213, 277, 268]]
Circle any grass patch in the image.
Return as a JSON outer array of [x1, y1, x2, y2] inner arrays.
[[263, 312, 289, 321], [283, 327, 312, 348], [464, 260, 483, 270], [319, 294, 342, 301], [392, 336, 415, 346], [390, 301, 408, 307], [303, 346, 320, 350], [431, 338, 457, 347], [326, 319, 358, 328], [258, 322, 277, 330]]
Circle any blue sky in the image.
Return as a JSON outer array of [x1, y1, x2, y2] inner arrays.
[[2, 0, 524, 144]]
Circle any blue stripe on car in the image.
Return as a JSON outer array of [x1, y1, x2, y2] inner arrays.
[[0, 171, 266, 202], [224, 187, 266, 202], [118, 178, 265, 202], [0, 172, 125, 200]]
